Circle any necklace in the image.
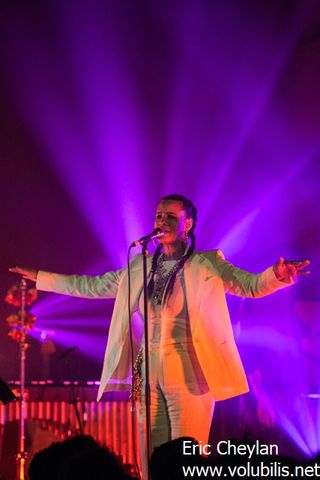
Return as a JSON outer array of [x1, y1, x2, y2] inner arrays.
[[151, 253, 182, 305]]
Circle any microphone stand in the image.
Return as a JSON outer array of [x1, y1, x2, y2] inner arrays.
[[141, 242, 151, 480], [16, 278, 28, 480], [60, 352, 84, 436]]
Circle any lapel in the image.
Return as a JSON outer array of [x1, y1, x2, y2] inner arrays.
[[128, 254, 153, 313], [183, 252, 210, 330]]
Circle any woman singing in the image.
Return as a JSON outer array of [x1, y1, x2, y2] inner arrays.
[[10, 194, 310, 475]]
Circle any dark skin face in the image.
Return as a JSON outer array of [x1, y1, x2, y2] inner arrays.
[[154, 200, 193, 259]]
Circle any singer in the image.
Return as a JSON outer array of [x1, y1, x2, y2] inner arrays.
[[9, 194, 310, 477]]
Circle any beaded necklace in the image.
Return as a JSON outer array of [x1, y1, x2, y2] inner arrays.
[[151, 253, 183, 305]]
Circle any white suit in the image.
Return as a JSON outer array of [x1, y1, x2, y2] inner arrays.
[[36, 250, 291, 402]]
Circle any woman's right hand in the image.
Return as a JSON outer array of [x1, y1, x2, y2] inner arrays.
[[8, 266, 39, 283]]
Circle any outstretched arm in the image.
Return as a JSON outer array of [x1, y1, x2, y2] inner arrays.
[[215, 250, 311, 298], [8, 265, 124, 299]]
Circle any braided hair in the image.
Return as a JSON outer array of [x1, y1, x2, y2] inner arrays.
[[148, 194, 197, 300]]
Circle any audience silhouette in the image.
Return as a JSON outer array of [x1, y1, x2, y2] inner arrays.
[[28, 434, 134, 480]]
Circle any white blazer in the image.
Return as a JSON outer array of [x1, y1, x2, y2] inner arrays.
[[36, 250, 291, 401]]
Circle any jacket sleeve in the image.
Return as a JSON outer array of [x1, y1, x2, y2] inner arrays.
[[36, 267, 125, 299], [214, 249, 294, 298]]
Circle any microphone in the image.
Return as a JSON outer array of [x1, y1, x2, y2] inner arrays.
[[131, 228, 165, 247]]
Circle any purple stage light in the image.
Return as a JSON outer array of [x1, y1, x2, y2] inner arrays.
[[0, 0, 319, 460], [39, 330, 47, 342]]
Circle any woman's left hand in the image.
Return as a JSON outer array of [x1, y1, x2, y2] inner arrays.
[[273, 257, 311, 283]]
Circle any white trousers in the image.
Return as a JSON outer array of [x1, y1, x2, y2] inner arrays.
[[137, 343, 215, 478]]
